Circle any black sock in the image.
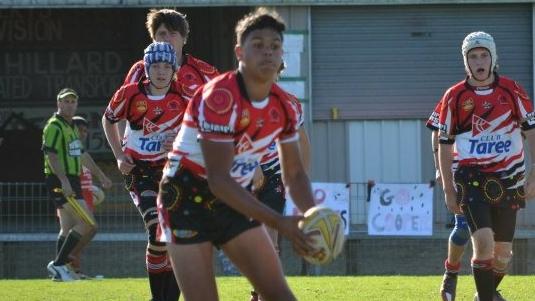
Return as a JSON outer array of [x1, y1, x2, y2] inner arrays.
[[472, 259, 494, 301], [149, 272, 166, 301], [494, 272, 505, 289], [163, 270, 180, 301], [54, 230, 81, 265], [56, 235, 66, 256]]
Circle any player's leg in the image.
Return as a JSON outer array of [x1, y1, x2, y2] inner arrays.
[[462, 202, 495, 301], [491, 206, 517, 301], [130, 171, 179, 301], [441, 214, 470, 301], [222, 226, 296, 301], [251, 174, 286, 300], [166, 242, 218, 301], [46, 176, 91, 281], [66, 199, 97, 277]]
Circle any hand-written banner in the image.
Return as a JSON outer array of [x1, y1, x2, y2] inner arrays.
[[368, 183, 433, 236], [285, 182, 350, 236]]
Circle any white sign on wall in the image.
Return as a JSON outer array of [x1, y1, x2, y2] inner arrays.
[[285, 182, 350, 236], [368, 183, 433, 236]]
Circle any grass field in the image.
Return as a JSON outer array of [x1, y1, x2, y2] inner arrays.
[[1, 275, 534, 301]]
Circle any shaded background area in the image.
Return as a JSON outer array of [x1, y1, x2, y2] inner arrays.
[[0, 7, 250, 181]]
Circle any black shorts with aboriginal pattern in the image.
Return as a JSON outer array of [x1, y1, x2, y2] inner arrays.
[[255, 172, 286, 214], [454, 166, 524, 242], [157, 168, 260, 247]]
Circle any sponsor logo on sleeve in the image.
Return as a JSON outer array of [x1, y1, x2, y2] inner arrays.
[[525, 111, 535, 126], [200, 120, 233, 134]]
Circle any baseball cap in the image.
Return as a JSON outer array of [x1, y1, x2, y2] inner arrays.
[[57, 88, 79, 101]]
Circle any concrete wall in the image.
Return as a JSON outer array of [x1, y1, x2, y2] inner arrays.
[[3, 237, 535, 279]]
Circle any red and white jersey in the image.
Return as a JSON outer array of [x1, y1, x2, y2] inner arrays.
[[439, 75, 535, 184], [260, 94, 305, 176], [165, 71, 301, 187], [123, 54, 219, 101], [104, 81, 187, 164], [80, 166, 94, 211]]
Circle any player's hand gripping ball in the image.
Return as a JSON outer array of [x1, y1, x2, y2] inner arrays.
[[299, 206, 345, 265]]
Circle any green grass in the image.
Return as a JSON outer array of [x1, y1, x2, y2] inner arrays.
[[0, 275, 534, 300]]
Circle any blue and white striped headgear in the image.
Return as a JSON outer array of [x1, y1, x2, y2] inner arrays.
[[143, 42, 178, 78]]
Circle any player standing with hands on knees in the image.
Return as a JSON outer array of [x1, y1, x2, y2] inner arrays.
[[156, 8, 317, 301], [102, 42, 187, 301], [438, 31, 535, 301]]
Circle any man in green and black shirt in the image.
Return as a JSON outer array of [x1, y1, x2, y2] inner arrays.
[[42, 87, 111, 281]]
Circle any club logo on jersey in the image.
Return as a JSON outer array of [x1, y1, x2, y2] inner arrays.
[[462, 98, 474, 112], [239, 109, 250, 128], [153, 106, 163, 115], [483, 101, 492, 110], [167, 100, 180, 111], [472, 115, 491, 136], [236, 134, 253, 153], [498, 95, 508, 105], [256, 118, 264, 128], [181, 70, 197, 85], [136, 100, 147, 113], [269, 107, 280, 123], [206, 88, 233, 114], [143, 118, 161, 135]]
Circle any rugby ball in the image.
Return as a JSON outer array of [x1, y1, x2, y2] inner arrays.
[[299, 206, 345, 265], [90, 185, 105, 206]]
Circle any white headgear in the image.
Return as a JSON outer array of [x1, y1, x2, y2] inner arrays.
[[461, 31, 497, 75]]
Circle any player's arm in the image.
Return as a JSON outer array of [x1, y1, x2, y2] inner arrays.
[[297, 127, 311, 174], [278, 140, 315, 213], [201, 139, 313, 255], [81, 153, 112, 189], [431, 130, 441, 183], [439, 139, 460, 214], [101, 115, 135, 174], [46, 152, 73, 197]]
